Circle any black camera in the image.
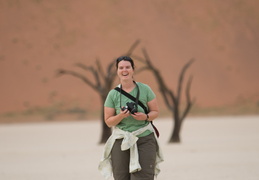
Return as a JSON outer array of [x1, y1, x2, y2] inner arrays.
[[121, 102, 138, 114]]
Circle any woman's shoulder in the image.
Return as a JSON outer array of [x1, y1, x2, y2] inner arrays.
[[107, 85, 121, 95], [108, 88, 118, 94], [136, 82, 152, 90]]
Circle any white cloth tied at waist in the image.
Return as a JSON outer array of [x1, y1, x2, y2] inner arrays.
[[98, 123, 164, 179]]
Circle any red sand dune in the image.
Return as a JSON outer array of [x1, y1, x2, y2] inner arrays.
[[1, 0, 259, 115]]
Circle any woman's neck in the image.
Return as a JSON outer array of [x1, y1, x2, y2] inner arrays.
[[121, 80, 135, 92]]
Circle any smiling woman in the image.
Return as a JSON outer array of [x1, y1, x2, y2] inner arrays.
[[117, 57, 135, 83], [98, 56, 164, 180]]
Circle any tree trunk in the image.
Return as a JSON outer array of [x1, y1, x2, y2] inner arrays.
[[169, 112, 181, 143], [169, 123, 181, 143], [100, 122, 111, 144], [99, 103, 112, 144]]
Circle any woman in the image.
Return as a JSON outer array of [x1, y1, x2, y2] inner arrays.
[[99, 56, 163, 180]]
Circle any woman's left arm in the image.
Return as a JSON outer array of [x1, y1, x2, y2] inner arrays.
[[132, 97, 159, 121], [146, 97, 159, 121]]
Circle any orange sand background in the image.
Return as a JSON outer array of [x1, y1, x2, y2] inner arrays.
[[1, 0, 259, 118]]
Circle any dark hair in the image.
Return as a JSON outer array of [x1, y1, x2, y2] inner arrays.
[[116, 56, 135, 70]]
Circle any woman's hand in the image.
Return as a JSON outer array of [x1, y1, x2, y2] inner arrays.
[[131, 112, 147, 121], [119, 108, 130, 118], [104, 107, 130, 127]]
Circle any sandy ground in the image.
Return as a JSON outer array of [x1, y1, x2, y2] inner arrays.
[[0, 116, 259, 180]]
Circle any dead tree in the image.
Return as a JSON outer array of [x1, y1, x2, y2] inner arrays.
[[56, 40, 140, 144], [134, 48, 195, 143]]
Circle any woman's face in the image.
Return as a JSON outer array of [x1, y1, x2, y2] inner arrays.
[[117, 60, 134, 81]]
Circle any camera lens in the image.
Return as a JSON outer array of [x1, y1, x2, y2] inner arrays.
[[121, 106, 128, 111], [126, 102, 137, 114]]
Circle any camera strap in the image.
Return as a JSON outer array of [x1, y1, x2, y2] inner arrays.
[[114, 82, 160, 137], [115, 81, 143, 113], [118, 81, 140, 112]]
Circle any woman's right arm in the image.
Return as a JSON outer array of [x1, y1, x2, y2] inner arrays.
[[104, 107, 130, 128]]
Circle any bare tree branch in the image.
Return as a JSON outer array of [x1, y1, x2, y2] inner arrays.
[[131, 54, 146, 64], [141, 48, 175, 110], [96, 58, 106, 83], [177, 58, 195, 104], [180, 75, 194, 121], [56, 40, 194, 144], [126, 39, 141, 55], [134, 48, 195, 143], [56, 40, 142, 144], [75, 62, 101, 88], [56, 69, 97, 90]]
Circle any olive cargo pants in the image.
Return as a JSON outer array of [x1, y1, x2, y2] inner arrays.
[[111, 133, 157, 180]]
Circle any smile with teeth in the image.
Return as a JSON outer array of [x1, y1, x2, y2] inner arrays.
[[122, 73, 129, 76]]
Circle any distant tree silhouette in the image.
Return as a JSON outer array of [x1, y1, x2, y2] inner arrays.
[[133, 48, 195, 143], [56, 40, 194, 143], [56, 40, 141, 144]]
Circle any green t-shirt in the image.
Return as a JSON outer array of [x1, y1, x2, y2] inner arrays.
[[104, 82, 156, 137]]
